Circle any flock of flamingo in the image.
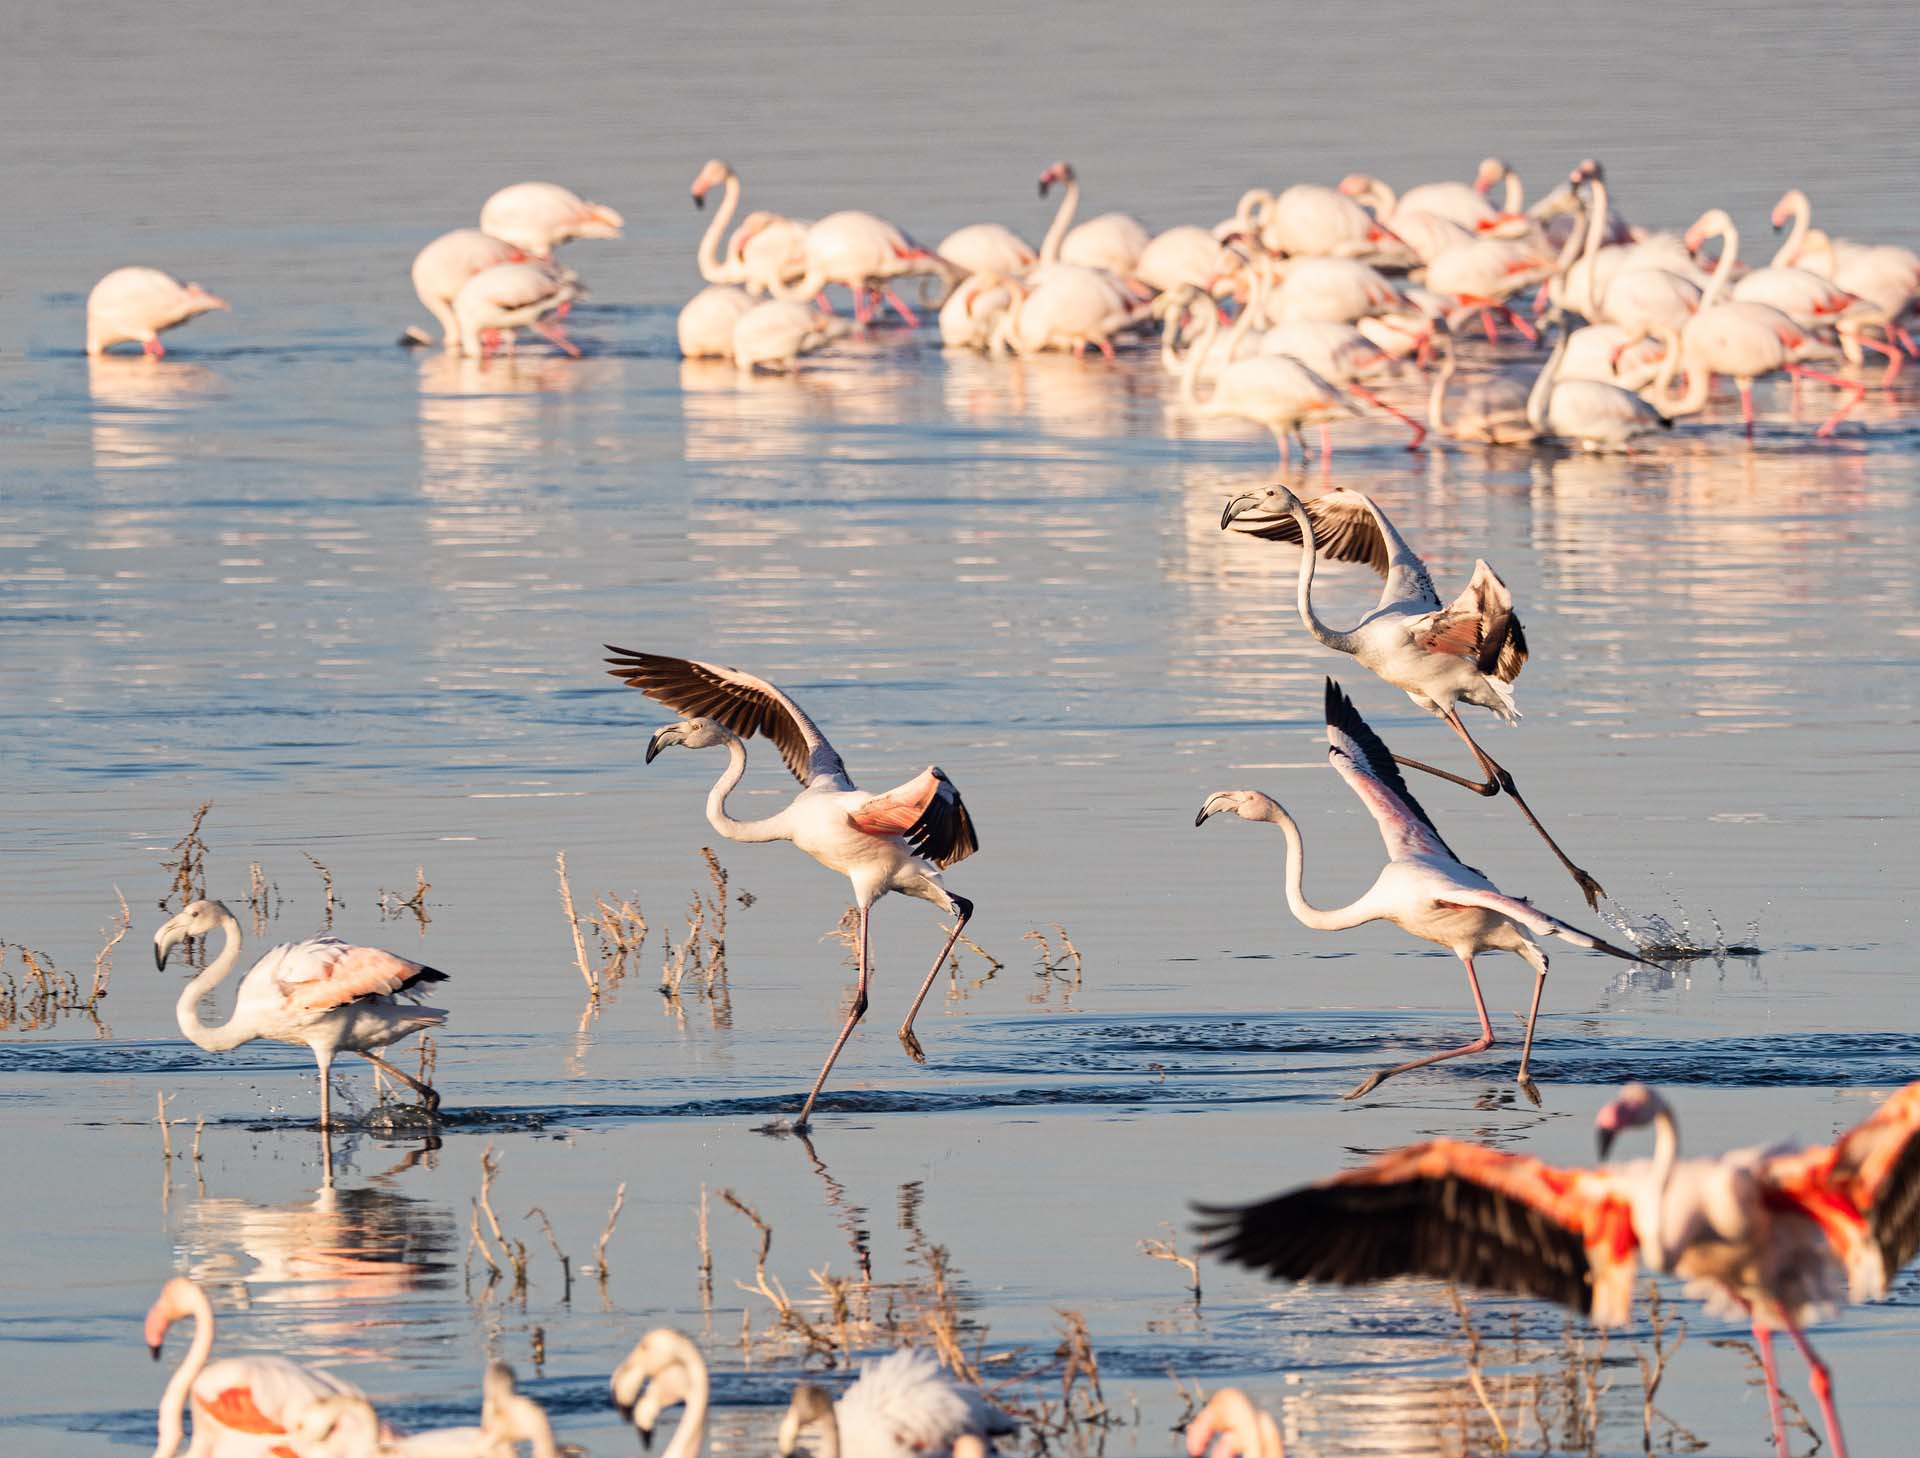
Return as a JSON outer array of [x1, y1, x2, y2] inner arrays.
[[110, 155, 1920, 1458]]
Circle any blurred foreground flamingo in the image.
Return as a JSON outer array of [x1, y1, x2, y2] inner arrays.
[[87, 268, 228, 357], [778, 1348, 1015, 1458], [1196, 681, 1648, 1101], [147, 1276, 359, 1458], [289, 1364, 560, 1457], [1220, 485, 1607, 905], [1186, 1388, 1285, 1458], [1197, 1080, 1920, 1458], [606, 650, 978, 1132], [153, 899, 448, 1130]]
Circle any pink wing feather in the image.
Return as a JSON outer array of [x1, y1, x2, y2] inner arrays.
[[271, 940, 444, 1013]]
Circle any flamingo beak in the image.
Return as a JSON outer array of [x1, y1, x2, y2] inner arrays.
[[149, 1342, 163, 1361], [1595, 1126, 1617, 1160], [645, 724, 685, 764], [1219, 492, 1262, 529], [691, 187, 706, 210]]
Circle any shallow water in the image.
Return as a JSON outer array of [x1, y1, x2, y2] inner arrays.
[[5, 5, 1920, 1456]]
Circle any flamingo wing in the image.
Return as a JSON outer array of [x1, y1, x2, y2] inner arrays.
[[1408, 560, 1527, 681], [1775, 1081, 1920, 1294], [848, 767, 979, 868], [604, 648, 849, 788], [1224, 488, 1442, 612], [1323, 679, 1460, 864], [266, 939, 448, 1014], [1193, 1138, 1639, 1316]]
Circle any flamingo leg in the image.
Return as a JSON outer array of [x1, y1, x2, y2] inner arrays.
[[1739, 381, 1756, 435], [795, 905, 870, 1133], [1479, 307, 1499, 343], [897, 894, 973, 1063], [1752, 1323, 1791, 1458], [143, 337, 165, 358], [814, 291, 833, 314], [531, 319, 582, 359], [358, 1050, 441, 1113], [1853, 332, 1903, 386], [1347, 382, 1427, 449], [1788, 364, 1867, 437], [315, 1047, 334, 1132], [1513, 942, 1549, 1106], [1096, 336, 1116, 362], [1318, 422, 1332, 456], [880, 286, 920, 328], [1783, 1321, 1847, 1458], [1274, 429, 1293, 467], [1500, 306, 1538, 343], [1345, 953, 1495, 1100]]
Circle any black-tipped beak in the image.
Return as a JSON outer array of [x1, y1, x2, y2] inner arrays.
[[1595, 1127, 1616, 1160], [1220, 493, 1260, 529], [692, 193, 705, 210], [1194, 803, 1216, 827], [1038, 179, 1050, 198], [150, 1343, 162, 1361], [154, 943, 168, 971], [636, 1423, 655, 1451], [644, 728, 667, 764]]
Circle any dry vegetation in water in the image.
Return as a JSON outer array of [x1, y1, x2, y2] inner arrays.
[[0, 890, 130, 1035]]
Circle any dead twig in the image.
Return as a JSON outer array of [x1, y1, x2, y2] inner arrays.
[[526, 1206, 573, 1301], [476, 1143, 529, 1290], [91, 888, 131, 1006], [555, 852, 597, 997], [161, 802, 213, 910], [303, 852, 340, 929], [1139, 1228, 1202, 1305]]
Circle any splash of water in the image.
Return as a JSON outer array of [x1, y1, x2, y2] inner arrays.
[[1600, 888, 1763, 964]]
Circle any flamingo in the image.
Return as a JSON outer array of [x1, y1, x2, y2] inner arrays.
[[1424, 238, 1553, 342], [732, 300, 847, 373], [1218, 484, 1607, 907], [605, 650, 979, 1132], [1426, 334, 1534, 445], [1035, 161, 1151, 278], [1666, 209, 1866, 437], [1525, 327, 1673, 452], [288, 1366, 560, 1458], [1557, 322, 1671, 390], [1550, 164, 1706, 326], [690, 159, 809, 295], [147, 1276, 360, 1458], [87, 268, 228, 357], [773, 211, 951, 326], [1771, 188, 1920, 349], [1185, 1389, 1285, 1458], [452, 263, 581, 359], [1134, 225, 1244, 297], [478, 181, 623, 259], [1260, 257, 1405, 327], [1261, 184, 1401, 260], [777, 1349, 1015, 1458], [678, 285, 755, 359], [939, 273, 1021, 351], [1197, 680, 1647, 1100], [991, 267, 1147, 359], [1254, 320, 1427, 449], [936, 222, 1037, 280], [1336, 176, 1475, 264], [153, 899, 448, 1131], [1197, 1080, 1920, 1458], [1176, 296, 1359, 465], [409, 231, 528, 347], [611, 1329, 708, 1457]]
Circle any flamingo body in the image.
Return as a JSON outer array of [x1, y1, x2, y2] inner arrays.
[[479, 182, 622, 258], [678, 285, 755, 359], [87, 267, 228, 357], [452, 263, 580, 358], [411, 230, 526, 347]]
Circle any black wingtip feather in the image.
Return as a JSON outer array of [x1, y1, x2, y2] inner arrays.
[[1322, 679, 1455, 854]]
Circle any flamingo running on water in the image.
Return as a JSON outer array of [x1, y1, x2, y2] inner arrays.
[[87, 268, 228, 357], [605, 650, 979, 1132], [410, 231, 528, 348], [1196, 680, 1647, 1101], [452, 262, 581, 359], [1196, 1080, 1920, 1458], [478, 181, 623, 259], [1219, 484, 1608, 907], [153, 900, 448, 1131], [289, 1365, 561, 1458], [778, 1349, 1015, 1458], [147, 1276, 361, 1458]]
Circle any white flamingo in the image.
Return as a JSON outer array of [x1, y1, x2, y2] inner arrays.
[[1035, 161, 1151, 278], [288, 1366, 560, 1458], [1219, 483, 1607, 906], [778, 1349, 1015, 1458], [1424, 237, 1554, 341], [1262, 184, 1402, 259], [1134, 224, 1243, 297], [153, 899, 447, 1131], [410, 231, 527, 347], [87, 268, 228, 357], [1261, 257, 1405, 326], [690, 159, 809, 295], [939, 273, 1022, 351], [732, 300, 847, 373], [478, 181, 623, 258], [1426, 335, 1535, 445], [452, 262, 580, 359], [611, 1330, 709, 1458], [1197, 680, 1648, 1100], [1525, 327, 1672, 452], [1186, 1389, 1286, 1458], [1176, 297, 1358, 465], [678, 285, 755, 360], [773, 212, 951, 326], [936, 222, 1037, 279], [606, 651, 978, 1132], [992, 267, 1147, 359]]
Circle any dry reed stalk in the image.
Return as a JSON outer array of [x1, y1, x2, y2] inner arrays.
[[415, 1034, 437, 1102], [155, 1091, 176, 1160], [554, 852, 596, 997], [526, 1206, 573, 1300], [476, 1143, 529, 1288], [697, 1184, 713, 1305], [469, 1202, 502, 1278], [91, 888, 130, 1005], [594, 1181, 627, 1277], [1138, 1230, 1202, 1304], [1634, 1281, 1701, 1453], [1447, 1284, 1512, 1452], [303, 852, 339, 928], [161, 802, 213, 910], [191, 1114, 205, 1163]]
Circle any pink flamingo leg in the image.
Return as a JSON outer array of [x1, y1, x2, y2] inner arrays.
[[795, 906, 871, 1133], [1789, 365, 1867, 437], [1096, 336, 1116, 362], [1784, 1321, 1847, 1458], [1739, 381, 1756, 436], [1346, 953, 1497, 1099], [1854, 333, 1903, 386], [1752, 1324, 1790, 1458], [814, 291, 834, 314], [1479, 307, 1500, 343], [1348, 383, 1427, 449], [880, 286, 920, 328], [532, 319, 582, 358], [1500, 306, 1538, 343], [1318, 423, 1333, 456], [143, 337, 165, 358], [1896, 325, 1917, 355]]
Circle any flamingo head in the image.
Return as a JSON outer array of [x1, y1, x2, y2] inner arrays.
[[1474, 156, 1510, 195], [1195, 789, 1286, 829], [1335, 172, 1373, 199], [182, 284, 229, 315], [1037, 160, 1076, 197], [645, 717, 735, 764], [1769, 189, 1806, 231], [480, 1361, 521, 1428], [1594, 1082, 1671, 1158], [290, 1396, 384, 1456], [143, 1277, 199, 1357], [1187, 1388, 1276, 1458], [1682, 209, 1732, 256], [1219, 484, 1306, 536], [1569, 159, 1603, 187], [776, 1383, 835, 1458], [691, 159, 733, 209], [611, 1328, 705, 1437], [154, 899, 232, 970]]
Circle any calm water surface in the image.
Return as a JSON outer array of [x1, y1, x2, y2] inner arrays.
[[4, 5, 1919, 1456]]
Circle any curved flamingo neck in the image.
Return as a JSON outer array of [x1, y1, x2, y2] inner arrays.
[[1577, 174, 1610, 300], [703, 734, 787, 845], [1698, 218, 1738, 312], [1264, 803, 1371, 932], [1286, 499, 1360, 654], [174, 912, 252, 1054], [661, 1345, 709, 1458], [1770, 192, 1810, 269], [1039, 176, 1080, 265], [1501, 170, 1523, 216], [1427, 349, 1455, 433], [1525, 332, 1568, 431], [1642, 1106, 1682, 1268], [696, 172, 742, 284], [152, 1286, 215, 1458]]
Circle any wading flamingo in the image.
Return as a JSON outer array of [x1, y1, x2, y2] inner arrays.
[[778, 1348, 1015, 1458], [410, 231, 528, 348], [690, 159, 809, 296], [147, 1276, 360, 1458], [993, 266, 1148, 359], [289, 1364, 559, 1458], [937, 222, 1038, 280], [153, 900, 448, 1131], [938, 273, 1022, 350], [1186, 1389, 1285, 1458], [479, 181, 623, 259], [1426, 334, 1535, 445], [1262, 184, 1402, 260], [678, 284, 755, 359], [1219, 484, 1606, 906], [452, 263, 581, 359], [1036, 161, 1151, 278], [732, 300, 847, 373], [1196, 680, 1646, 1100], [1525, 327, 1673, 453], [606, 650, 978, 1132], [611, 1329, 708, 1457], [1197, 1080, 1920, 1458], [87, 268, 228, 357], [1176, 296, 1363, 464]]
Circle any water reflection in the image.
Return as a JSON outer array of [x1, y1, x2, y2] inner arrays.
[[88, 357, 225, 470]]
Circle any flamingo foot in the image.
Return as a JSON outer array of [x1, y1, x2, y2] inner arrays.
[[143, 337, 165, 358], [533, 319, 582, 358]]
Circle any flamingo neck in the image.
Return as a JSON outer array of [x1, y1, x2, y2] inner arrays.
[[1427, 350, 1455, 434], [1039, 177, 1079, 265], [1525, 333, 1566, 431], [1770, 192, 1810, 269], [1287, 499, 1359, 654], [696, 173, 742, 284], [1650, 326, 1699, 416], [1501, 170, 1523, 217], [704, 734, 787, 845], [1698, 219, 1738, 312], [1642, 1106, 1683, 1269], [1577, 175, 1609, 294], [174, 912, 253, 1054], [1263, 803, 1371, 932], [152, 1288, 215, 1458], [1178, 301, 1218, 405], [662, 1351, 709, 1458]]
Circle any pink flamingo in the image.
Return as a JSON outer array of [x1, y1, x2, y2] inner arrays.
[[410, 230, 527, 347], [452, 262, 581, 360], [1186, 1389, 1285, 1458], [772, 211, 951, 326], [1035, 161, 1151, 278], [478, 181, 623, 259], [1197, 1079, 1920, 1458], [87, 268, 228, 357]]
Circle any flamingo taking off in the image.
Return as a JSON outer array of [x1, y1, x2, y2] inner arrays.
[[478, 181, 623, 259], [87, 268, 228, 357], [410, 230, 528, 348], [1219, 484, 1608, 907], [1196, 1080, 1920, 1458], [147, 1276, 360, 1458], [605, 650, 979, 1133], [153, 899, 448, 1131], [1196, 680, 1647, 1101], [452, 262, 581, 359], [778, 1348, 1015, 1458]]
